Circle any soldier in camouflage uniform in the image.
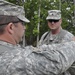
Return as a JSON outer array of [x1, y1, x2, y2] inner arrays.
[[0, 0, 75, 75], [38, 10, 74, 46], [38, 10, 75, 75]]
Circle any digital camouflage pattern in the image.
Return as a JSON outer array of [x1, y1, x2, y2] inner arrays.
[[46, 10, 61, 20], [0, 0, 30, 23], [0, 40, 75, 75], [38, 29, 74, 75], [0, 0, 75, 75], [38, 29, 74, 46]]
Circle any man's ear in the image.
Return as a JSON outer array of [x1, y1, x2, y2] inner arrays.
[[59, 18, 62, 24], [6, 23, 14, 34]]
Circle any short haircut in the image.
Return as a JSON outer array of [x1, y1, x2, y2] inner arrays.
[[0, 15, 20, 34], [0, 15, 20, 25]]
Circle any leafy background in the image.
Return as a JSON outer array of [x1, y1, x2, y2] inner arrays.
[[6, 0, 75, 46]]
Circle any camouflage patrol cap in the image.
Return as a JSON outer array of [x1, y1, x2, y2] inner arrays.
[[0, 0, 30, 23], [46, 10, 61, 20]]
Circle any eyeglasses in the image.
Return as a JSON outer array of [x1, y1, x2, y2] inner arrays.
[[19, 20, 25, 26], [48, 19, 59, 23]]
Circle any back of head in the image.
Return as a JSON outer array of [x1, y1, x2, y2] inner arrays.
[[0, 0, 30, 23], [46, 10, 61, 20]]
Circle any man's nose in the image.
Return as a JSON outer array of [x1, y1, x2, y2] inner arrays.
[[51, 21, 55, 24]]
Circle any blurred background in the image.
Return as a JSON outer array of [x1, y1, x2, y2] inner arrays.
[[6, 0, 75, 46]]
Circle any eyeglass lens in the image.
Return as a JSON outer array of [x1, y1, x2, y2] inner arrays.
[[48, 19, 59, 23], [19, 20, 25, 26]]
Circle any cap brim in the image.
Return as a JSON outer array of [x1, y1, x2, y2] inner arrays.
[[46, 16, 61, 20], [0, 0, 30, 23], [18, 15, 30, 23]]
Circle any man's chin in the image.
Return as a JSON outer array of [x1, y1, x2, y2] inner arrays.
[[50, 28, 56, 30]]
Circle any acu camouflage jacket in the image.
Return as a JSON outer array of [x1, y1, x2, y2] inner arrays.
[[0, 41, 75, 75]]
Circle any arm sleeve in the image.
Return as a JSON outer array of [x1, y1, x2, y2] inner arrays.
[[7, 41, 75, 75], [24, 41, 75, 75], [62, 32, 74, 42]]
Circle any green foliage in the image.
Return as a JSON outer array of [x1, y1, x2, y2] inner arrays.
[[6, 0, 75, 45]]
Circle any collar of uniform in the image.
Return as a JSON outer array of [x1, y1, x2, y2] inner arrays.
[[0, 40, 21, 48]]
